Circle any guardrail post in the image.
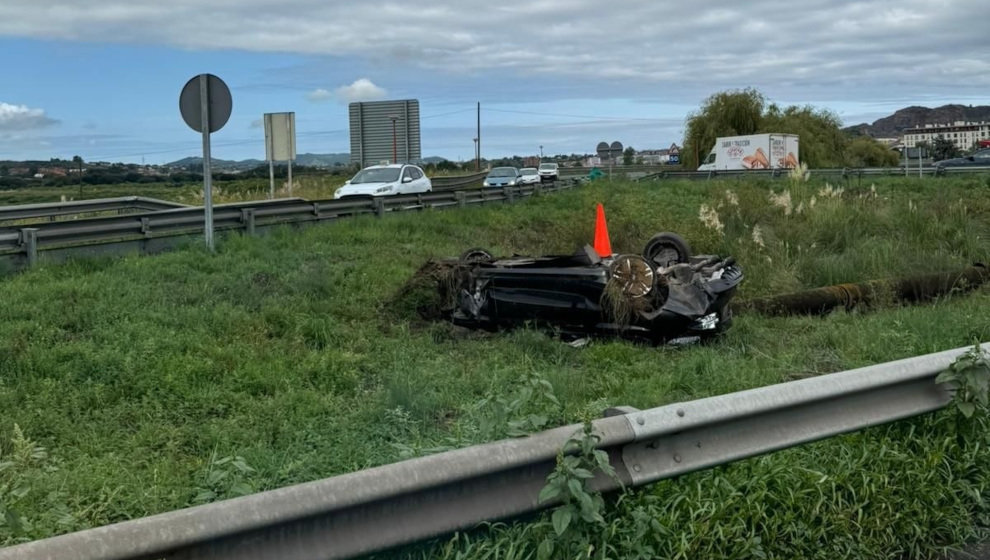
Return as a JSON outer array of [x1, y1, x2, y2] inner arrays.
[[455, 192, 466, 208], [534, 183, 543, 195], [374, 198, 386, 217], [20, 228, 38, 267], [241, 208, 256, 235], [506, 187, 516, 203], [140, 217, 152, 238]]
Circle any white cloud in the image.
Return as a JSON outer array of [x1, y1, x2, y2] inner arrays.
[[306, 88, 333, 102], [0, 102, 59, 131], [0, 0, 984, 100], [333, 79, 386, 103]]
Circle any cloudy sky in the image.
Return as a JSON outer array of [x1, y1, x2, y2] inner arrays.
[[0, 0, 986, 164]]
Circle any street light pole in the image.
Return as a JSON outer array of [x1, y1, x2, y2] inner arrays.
[[389, 115, 398, 164], [540, 145, 543, 159]]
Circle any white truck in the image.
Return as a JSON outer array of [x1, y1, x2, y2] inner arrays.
[[697, 133, 799, 171]]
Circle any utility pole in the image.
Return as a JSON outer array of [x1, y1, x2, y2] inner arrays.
[[389, 115, 398, 164], [476, 102, 481, 171], [473, 138, 479, 171], [540, 145, 543, 159]]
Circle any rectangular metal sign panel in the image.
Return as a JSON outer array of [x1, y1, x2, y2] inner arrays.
[[265, 112, 296, 161], [349, 100, 421, 167]]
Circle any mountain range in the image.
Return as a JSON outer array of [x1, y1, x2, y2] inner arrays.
[[166, 153, 449, 171], [845, 104, 990, 137]]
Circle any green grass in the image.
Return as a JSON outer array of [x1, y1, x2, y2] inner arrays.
[[0, 175, 347, 206], [1, 175, 990, 557]]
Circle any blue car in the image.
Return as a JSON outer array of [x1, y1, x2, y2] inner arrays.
[[483, 167, 521, 187]]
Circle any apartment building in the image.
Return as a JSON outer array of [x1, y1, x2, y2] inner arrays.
[[903, 121, 990, 150]]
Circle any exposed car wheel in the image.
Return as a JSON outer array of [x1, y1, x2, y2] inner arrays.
[[609, 255, 655, 297], [643, 232, 692, 268], [459, 248, 494, 263]]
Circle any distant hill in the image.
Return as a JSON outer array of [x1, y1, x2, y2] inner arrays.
[[166, 153, 449, 171], [845, 104, 990, 137], [295, 153, 351, 167], [166, 156, 264, 171]]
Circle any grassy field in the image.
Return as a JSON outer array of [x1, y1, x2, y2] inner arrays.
[[1, 174, 990, 558], [0, 174, 348, 206]]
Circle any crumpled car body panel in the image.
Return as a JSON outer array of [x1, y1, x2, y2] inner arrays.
[[447, 248, 743, 344]]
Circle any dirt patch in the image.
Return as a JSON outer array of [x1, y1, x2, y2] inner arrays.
[[384, 260, 470, 322]]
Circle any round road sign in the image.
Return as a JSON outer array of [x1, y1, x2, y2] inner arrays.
[[179, 74, 232, 133], [610, 141, 623, 158], [596, 141, 610, 158]]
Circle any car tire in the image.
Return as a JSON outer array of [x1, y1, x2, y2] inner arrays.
[[459, 248, 494, 264], [643, 232, 692, 268]]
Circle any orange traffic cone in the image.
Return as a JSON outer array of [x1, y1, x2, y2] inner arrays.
[[593, 203, 612, 257]]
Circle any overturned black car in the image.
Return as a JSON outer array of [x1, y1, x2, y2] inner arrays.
[[440, 233, 743, 344]]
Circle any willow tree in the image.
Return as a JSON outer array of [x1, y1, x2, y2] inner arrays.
[[682, 88, 765, 169], [681, 89, 857, 169], [845, 136, 901, 167], [760, 104, 847, 168]]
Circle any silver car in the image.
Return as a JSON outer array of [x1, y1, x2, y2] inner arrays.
[[483, 167, 521, 188]]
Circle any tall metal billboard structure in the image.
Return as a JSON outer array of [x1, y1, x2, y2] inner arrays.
[[349, 100, 421, 167]]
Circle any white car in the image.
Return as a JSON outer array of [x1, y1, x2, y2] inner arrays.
[[334, 164, 432, 199], [538, 162, 559, 182], [518, 168, 540, 185]]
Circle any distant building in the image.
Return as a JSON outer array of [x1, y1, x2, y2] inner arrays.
[[634, 144, 681, 164], [903, 121, 990, 150], [636, 149, 664, 164]]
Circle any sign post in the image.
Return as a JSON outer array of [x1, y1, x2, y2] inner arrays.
[[264, 112, 297, 198], [179, 73, 232, 251], [609, 141, 623, 181]]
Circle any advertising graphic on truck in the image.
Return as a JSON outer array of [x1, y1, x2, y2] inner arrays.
[[697, 133, 799, 171]]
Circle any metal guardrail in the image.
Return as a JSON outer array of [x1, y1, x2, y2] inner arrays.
[[0, 196, 188, 223], [1, 343, 981, 560], [0, 182, 576, 272], [634, 166, 990, 182], [559, 165, 669, 177], [429, 171, 488, 190]]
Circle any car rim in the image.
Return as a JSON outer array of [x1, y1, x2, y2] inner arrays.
[[610, 255, 654, 297]]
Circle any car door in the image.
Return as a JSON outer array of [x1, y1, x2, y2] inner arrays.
[[400, 166, 415, 193], [411, 166, 429, 193]]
